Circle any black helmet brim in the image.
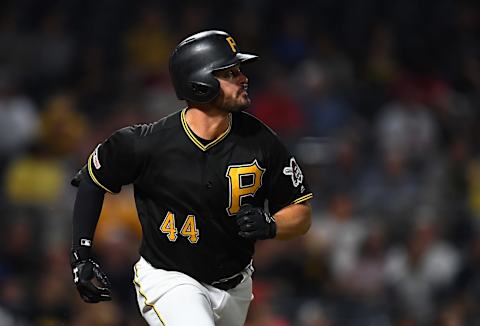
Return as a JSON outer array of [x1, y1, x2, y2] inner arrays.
[[211, 52, 259, 72]]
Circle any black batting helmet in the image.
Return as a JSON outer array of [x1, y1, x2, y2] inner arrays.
[[169, 30, 258, 104]]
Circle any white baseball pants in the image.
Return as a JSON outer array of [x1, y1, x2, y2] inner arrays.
[[133, 257, 254, 326]]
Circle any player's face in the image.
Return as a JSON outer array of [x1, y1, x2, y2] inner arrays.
[[213, 65, 250, 112]]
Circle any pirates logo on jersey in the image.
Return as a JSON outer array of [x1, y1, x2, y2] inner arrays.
[[226, 159, 265, 216], [283, 157, 303, 187]]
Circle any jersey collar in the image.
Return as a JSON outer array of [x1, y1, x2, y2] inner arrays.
[[181, 108, 232, 151]]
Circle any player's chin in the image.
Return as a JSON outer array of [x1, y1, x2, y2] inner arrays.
[[227, 96, 250, 112], [240, 93, 251, 106], [236, 99, 251, 112]]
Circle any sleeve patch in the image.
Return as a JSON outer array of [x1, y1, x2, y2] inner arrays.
[[283, 157, 304, 188], [92, 144, 101, 169], [92, 144, 102, 170], [87, 152, 115, 193]]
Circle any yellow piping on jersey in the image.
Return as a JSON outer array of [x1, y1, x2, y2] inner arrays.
[[292, 193, 314, 204], [133, 263, 167, 326], [181, 108, 232, 151], [87, 153, 115, 194]]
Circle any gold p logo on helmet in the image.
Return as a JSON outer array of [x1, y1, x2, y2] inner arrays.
[[226, 36, 237, 53]]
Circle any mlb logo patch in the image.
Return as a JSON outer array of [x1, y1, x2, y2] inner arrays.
[[80, 238, 92, 247]]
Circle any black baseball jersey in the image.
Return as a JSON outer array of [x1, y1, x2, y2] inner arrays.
[[80, 109, 313, 283]]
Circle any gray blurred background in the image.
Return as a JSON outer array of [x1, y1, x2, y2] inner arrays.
[[0, 0, 479, 325]]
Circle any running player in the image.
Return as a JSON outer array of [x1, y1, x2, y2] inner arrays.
[[70, 30, 313, 326]]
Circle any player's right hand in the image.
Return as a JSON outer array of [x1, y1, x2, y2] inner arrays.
[[235, 204, 277, 240], [71, 251, 112, 303]]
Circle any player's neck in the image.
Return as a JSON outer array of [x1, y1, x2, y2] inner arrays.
[[185, 107, 231, 141]]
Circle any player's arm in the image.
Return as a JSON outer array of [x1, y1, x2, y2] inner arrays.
[[72, 170, 105, 258], [70, 126, 145, 303], [70, 176, 112, 303], [271, 201, 311, 240]]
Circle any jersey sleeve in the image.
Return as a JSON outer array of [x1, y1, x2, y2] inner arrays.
[[83, 126, 143, 194], [266, 137, 313, 215]]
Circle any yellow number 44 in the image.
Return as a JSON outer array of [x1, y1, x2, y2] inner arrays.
[[160, 212, 199, 244]]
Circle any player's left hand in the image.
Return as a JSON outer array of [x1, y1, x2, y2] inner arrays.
[[71, 250, 112, 303], [235, 204, 276, 240]]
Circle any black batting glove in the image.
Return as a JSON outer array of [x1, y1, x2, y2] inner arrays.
[[235, 204, 277, 240], [71, 249, 112, 303]]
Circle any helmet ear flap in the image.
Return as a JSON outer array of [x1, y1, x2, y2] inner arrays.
[[191, 82, 212, 97], [188, 76, 220, 103]]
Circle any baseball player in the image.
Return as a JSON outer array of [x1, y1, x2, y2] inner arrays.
[[70, 30, 313, 325]]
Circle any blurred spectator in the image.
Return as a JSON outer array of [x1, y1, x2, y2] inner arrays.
[[39, 93, 87, 157], [95, 219, 140, 316], [250, 64, 306, 139], [319, 136, 366, 202], [305, 192, 367, 281], [0, 216, 39, 276], [270, 10, 309, 68], [311, 33, 355, 92], [245, 301, 291, 326], [433, 137, 478, 249], [334, 225, 390, 324], [296, 300, 332, 326], [32, 272, 73, 325], [95, 187, 142, 245], [4, 143, 67, 206], [28, 10, 75, 97], [123, 3, 173, 81], [292, 59, 355, 137], [358, 149, 421, 233], [0, 307, 15, 326], [385, 215, 461, 324], [453, 234, 480, 324], [0, 68, 38, 170], [0, 216, 40, 321], [0, 10, 30, 80], [364, 24, 398, 86], [70, 301, 125, 326], [0, 276, 30, 322], [342, 225, 388, 299], [436, 301, 468, 326], [74, 44, 117, 120], [376, 74, 439, 166], [142, 74, 183, 121]]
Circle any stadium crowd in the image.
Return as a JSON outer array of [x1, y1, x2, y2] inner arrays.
[[0, 0, 479, 325]]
